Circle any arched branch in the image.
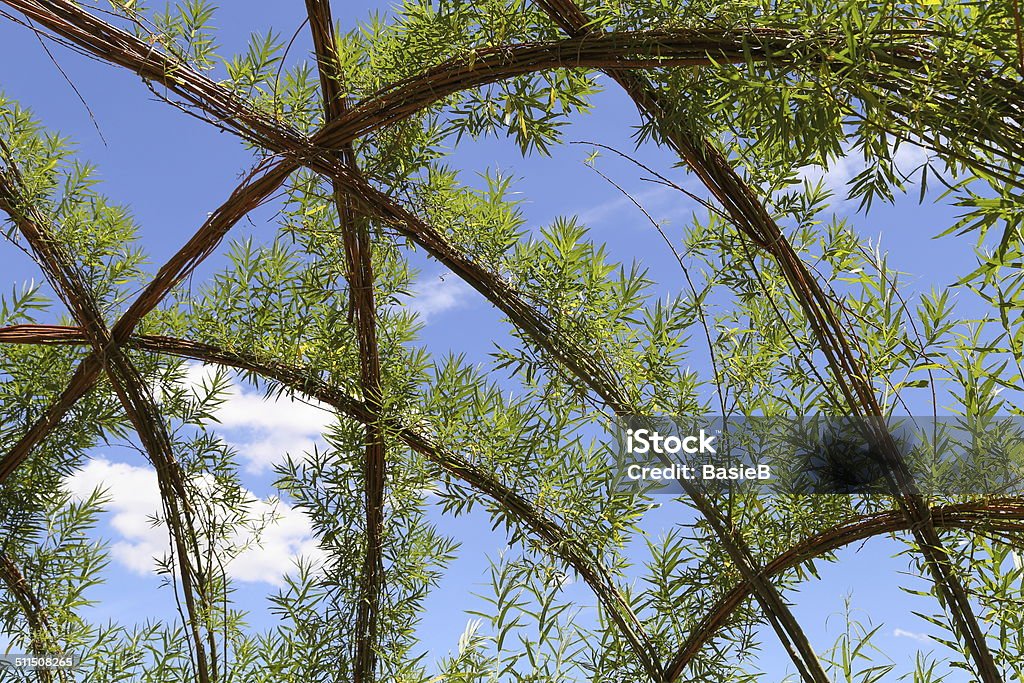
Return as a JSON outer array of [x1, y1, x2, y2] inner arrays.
[[0, 155, 292, 485], [6, 326, 1022, 683], [0, 323, 664, 680], [136, 335, 662, 677], [665, 499, 1024, 680], [0, 151, 216, 683], [0, 2, 1016, 679], [531, 1, 1004, 679]]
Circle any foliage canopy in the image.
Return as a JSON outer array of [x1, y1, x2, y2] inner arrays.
[[0, 0, 1023, 681]]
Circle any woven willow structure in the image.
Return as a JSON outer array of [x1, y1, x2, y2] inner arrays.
[[0, 1, 1023, 681]]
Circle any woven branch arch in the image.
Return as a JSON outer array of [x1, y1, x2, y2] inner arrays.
[[0, 1, 1021, 682], [6, 323, 1024, 682]]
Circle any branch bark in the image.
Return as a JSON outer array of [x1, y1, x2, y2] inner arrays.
[[303, 1, 386, 679], [0, 2, 1014, 680], [0, 323, 668, 680], [6, 325, 1020, 683], [0, 551, 63, 683], [529, 1, 1003, 680], [665, 498, 1024, 679], [0, 151, 216, 683]]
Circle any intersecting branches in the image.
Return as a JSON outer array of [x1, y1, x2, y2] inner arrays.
[[7, 325, 1024, 683], [0, 154, 291, 485], [0, 1, 1018, 681], [0, 146, 217, 682], [6, 1, 976, 164], [530, 1, 1004, 680], [665, 499, 1024, 681], [0, 324, 663, 681]]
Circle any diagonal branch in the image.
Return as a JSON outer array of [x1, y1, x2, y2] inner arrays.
[[0, 151, 216, 683], [8, 325, 1022, 682], [0, 1, 802, 153], [665, 498, 1024, 680], [0, 9, 823, 676], [0, 0, 302, 153], [0, 155, 291, 486], [0, 322, 663, 681], [0, 551, 64, 683], [147, 336, 664, 680], [530, 1, 1003, 680], [0, 2, 1011, 678], [14, 0, 1003, 169], [10, 324, 1024, 681]]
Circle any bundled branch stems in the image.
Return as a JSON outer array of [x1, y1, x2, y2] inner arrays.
[[0, 1, 1019, 681]]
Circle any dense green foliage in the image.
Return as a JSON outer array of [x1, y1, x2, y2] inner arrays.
[[0, 0, 1023, 681]]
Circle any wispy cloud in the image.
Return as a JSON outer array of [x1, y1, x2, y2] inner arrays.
[[65, 457, 325, 587], [183, 364, 334, 474], [892, 628, 931, 643], [405, 270, 474, 322], [796, 139, 931, 210], [797, 155, 861, 204], [575, 184, 695, 228]]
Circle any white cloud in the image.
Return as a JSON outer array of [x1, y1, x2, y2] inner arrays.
[[230, 498, 325, 586], [183, 364, 334, 474], [796, 139, 933, 209], [575, 184, 694, 228], [405, 271, 474, 321], [65, 458, 166, 575], [892, 140, 929, 176], [65, 457, 325, 587], [892, 628, 931, 643], [797, 154, 861, 203]]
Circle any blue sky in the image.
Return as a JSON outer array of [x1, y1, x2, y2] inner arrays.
[[0, 1, 1008, 680]]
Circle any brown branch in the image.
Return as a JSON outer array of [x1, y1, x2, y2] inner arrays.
[[8, 320, 1024, 682], [530, 1, 1003, 680], [138, 338, 665, 681], [665, 498, 1024, 679], [0, 1, 931, 160], [0, 152, 215, 683], [0, 2, 778, 150], [1, 0, 303, 154], [522, 5, 826, 682], [0, 323, 667, 680], [0, 14, 868, 676], [0, 9, 817, 678], [0, 551, 62, 683], [8, 326, 1020, 682], [304, 1, 386, 679], [0, 154, 292, 484], [0, 2, 1012, 679]]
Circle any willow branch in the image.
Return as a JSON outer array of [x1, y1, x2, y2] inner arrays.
[[7, 315, 1024, 681], [0, 153, 215, 683], [0, 323, 662, 680], [530, 1, 1002, 680], [0, 551, 63, 683], [0, 152, 291, 481], [665, 498, 1024, 679], [303, 1, 386, 679], [0, 2, 1011, 678]]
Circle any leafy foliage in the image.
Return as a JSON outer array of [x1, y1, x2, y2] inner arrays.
[[0, 0, 1023, 681]]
